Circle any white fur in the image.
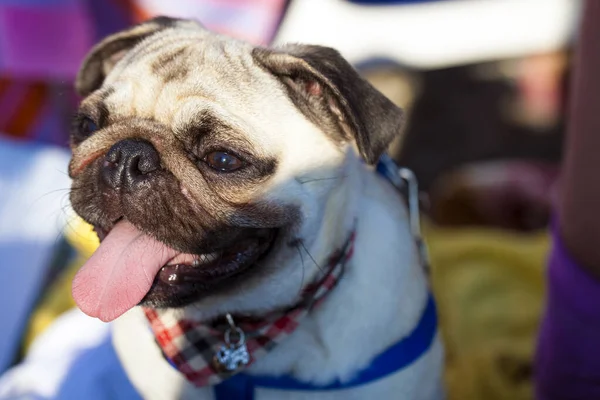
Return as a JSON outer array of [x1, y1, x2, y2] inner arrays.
[[113, 149, 444, 399]]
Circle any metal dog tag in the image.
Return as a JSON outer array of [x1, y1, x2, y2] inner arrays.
[[214, 314, 250, 372]]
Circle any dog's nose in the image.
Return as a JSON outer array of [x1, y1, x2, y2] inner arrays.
[[102, 139, 161, 189]]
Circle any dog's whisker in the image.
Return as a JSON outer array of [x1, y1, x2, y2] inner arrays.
[[46, 167, 71, 178], [27, 187, 74, 212], [39, 187, 73, 196], [296, 175, 345, 185], [58, 209, 91, 243], [298, 240, 325, 275], [295, 244, 307, 296]]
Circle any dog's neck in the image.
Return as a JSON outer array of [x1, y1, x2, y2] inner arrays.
[[112, 152, 431, 398], [297, 151, 364, 270]]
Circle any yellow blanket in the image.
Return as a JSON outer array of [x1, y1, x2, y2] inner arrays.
[[425, 224, 547, 400], [24, 218, 548, 400]]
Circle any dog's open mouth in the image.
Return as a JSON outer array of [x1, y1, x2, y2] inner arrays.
[[72, 220, 276, 322]]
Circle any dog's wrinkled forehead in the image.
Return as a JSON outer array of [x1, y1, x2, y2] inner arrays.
[[81, 24, 276, 141], [74, 16, 404, 166]]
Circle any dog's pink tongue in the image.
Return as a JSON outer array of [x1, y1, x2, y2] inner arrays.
[[72, 221, 178, 322]]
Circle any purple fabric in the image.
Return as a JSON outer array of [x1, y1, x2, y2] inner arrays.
[[0, 4, 92, 79], [535, 223, 600, 399], [0, 0, 288, 145]]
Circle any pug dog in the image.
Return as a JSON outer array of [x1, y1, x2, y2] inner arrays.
[[66, 17, 443, 399]]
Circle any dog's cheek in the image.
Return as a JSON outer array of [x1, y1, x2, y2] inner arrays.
[[197, 170, 302, 228], [122, 175, 218, 253], [70, 163, 121, 230], [227, 201, 302, 229]]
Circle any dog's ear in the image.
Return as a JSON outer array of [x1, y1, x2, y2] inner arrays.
[[76, 16, 187, 97], [253, 44, 403, 164]]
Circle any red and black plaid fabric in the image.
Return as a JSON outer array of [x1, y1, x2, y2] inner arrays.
[[144, 230, 356, 387]]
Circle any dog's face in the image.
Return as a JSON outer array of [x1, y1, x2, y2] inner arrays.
[[69, 17, 402, 322]]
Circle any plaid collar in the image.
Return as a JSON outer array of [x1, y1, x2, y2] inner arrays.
[[144, 229, 356, 387]]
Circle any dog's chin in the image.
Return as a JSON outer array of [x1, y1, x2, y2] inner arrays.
[[94, 225, 279, 309]]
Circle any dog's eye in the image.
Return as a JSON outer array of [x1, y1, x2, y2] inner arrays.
[[203, 151, 245, 172], [78, 117, 98, 137]]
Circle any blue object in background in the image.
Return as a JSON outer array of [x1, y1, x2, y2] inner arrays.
[[0, 138, 71, 374]]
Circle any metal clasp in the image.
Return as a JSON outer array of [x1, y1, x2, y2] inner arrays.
[[377, 155, 429, 272], [397, 167, 429, 272]]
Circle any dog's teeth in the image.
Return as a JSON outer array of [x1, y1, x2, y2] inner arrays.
[[206, 252, 220, 262], [192, 252, 221, 266]]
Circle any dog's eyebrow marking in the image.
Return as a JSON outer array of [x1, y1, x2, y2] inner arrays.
[[151, 47, 189, 83], [76, 87, 114, 131], [96, 87, 115, 127], [180, 111, 231, 140]]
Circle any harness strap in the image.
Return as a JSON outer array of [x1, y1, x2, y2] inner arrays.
[[213, 293, 437, 399]]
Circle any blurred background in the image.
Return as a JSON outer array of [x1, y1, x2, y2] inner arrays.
[[0, 0, 581, 399]]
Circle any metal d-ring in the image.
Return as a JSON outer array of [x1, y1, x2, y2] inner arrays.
[[397, 167, 429, 272], [377, 155, 429, 271], [397, 168, 421, 239], [224, 314, 246, 347]]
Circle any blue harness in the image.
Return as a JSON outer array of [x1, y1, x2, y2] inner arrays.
[[212, 294, 437, 399]]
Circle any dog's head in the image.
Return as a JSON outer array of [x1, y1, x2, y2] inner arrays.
[[69, 17, 403, 322]]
